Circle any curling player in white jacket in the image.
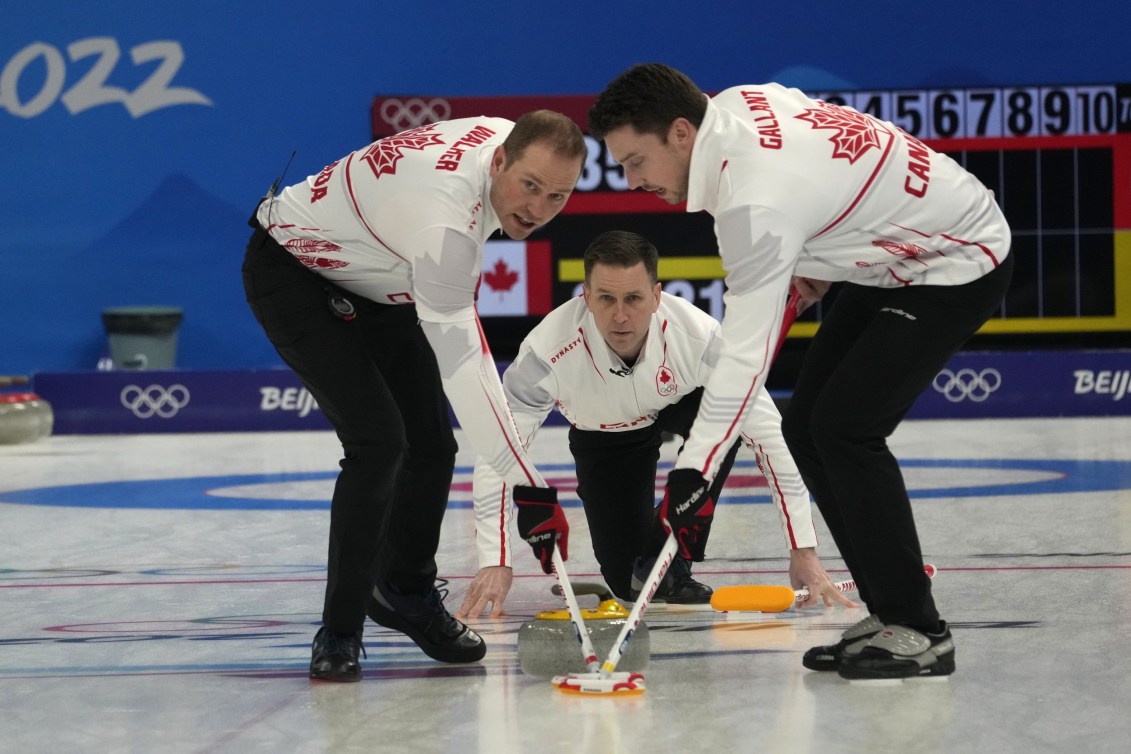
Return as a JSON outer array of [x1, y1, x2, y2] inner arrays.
[[457, 231, 853, 618]]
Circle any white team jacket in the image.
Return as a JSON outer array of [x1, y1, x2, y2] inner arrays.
[[472, 293, 817, 569], [257, 117, 548, 489], [677, 85, 1013, 481]]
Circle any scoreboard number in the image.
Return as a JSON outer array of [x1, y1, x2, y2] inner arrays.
[[810, 84, 1131, 139]]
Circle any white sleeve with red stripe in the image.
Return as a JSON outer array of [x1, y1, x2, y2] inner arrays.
[[470, 346, 558, 569], [738, 387, 818, 550], [675, 203, 803, 481], [411, 225, 546, 494], [418, 312, 546, 494], [470, 471, 514, 569]]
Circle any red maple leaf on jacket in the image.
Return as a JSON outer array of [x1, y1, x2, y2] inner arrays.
[[795, 103, 883, 164], [360, 125, 445, 179], [483, 258, 519, 294]]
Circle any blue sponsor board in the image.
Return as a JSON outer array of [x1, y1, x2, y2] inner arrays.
[[27, 349, 1131, 434], [905, 349, 1131, 418], [31, 370, 331, 434], [28, 368, 573, 435]]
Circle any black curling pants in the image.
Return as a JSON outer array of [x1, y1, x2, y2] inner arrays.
[[781, 254, 1013, 631], [569, 387, 740, 600], [242, 227, 457, 633]]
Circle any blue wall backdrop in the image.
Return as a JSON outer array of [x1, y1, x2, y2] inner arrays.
[[3, 1, 1130, 375]]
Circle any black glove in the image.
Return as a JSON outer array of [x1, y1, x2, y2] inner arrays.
[[659, 469, 716, 561], [514, 485, 568, 574]]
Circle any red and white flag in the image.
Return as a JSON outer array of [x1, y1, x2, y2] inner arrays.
[[476, 240, 552, 316]]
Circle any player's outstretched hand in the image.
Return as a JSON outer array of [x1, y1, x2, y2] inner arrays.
[[514, 485, 568, 574], [455, 566, 513, 620], [789, 548, 859, 609]]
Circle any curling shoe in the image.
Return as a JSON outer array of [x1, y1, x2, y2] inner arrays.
[[368, 579, 486, 663], [630, 556, 713, 604], [309, 626, 364, 682], [838, 621, 956, 681], [802, 613, 884, 671]]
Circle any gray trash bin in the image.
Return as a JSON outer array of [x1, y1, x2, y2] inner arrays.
[[101, 306, 184, 369]]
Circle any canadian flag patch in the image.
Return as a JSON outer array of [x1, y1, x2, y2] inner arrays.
[[477, 240, 552, 316], [656, 366, 677, 396]]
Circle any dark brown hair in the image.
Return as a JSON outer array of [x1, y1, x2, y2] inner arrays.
[[589, 63, 707, 141], [502, 110, 587, 165], [583, 230, 659, 284]]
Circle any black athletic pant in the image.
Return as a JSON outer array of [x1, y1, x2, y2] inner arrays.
[[569, 387, 740, 600], [781, 255, 1013, 631], [242, 226, 457, 634]]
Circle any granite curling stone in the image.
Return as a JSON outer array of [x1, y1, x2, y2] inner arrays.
[[0, 390, 54, 445], [517, 582, 650, 679]]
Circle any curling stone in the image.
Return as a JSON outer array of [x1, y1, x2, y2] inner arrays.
[[0, 392, 54, 444], [517, 582, 650, 679]]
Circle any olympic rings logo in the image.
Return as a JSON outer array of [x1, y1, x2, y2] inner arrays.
[[378, 97, 451, 130], [120, 384, 190, 419], [931, 368, 1002, 403]]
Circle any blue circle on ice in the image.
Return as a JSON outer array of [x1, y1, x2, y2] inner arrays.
[[1, 458, 1129, 510]]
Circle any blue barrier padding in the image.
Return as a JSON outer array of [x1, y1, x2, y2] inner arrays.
[[26, 349, 1131, 434]]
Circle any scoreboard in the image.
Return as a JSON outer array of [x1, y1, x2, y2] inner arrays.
[[807, 84, 1131, 339], [809, 85, 1131, 139], [371, 84, 1131, 354]]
